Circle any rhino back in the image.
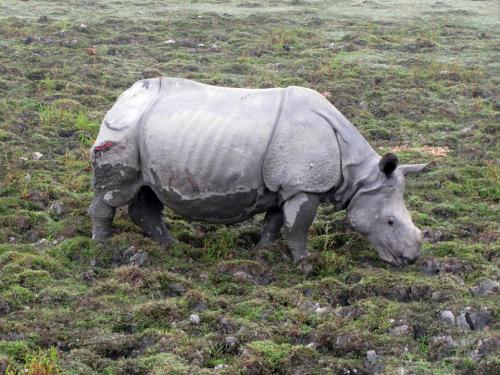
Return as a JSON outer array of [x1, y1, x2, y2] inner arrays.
[[140, 79, 284, 202]]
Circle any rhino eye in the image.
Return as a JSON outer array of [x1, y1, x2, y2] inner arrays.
[[388, 218, 394, 226]]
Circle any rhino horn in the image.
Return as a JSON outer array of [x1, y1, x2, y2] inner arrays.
[[379, 153, 399, 176]]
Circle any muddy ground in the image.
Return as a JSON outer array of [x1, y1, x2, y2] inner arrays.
[[0, 0, 498, 374]]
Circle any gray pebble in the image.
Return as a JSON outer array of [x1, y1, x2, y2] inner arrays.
[[439, 310, 455, 324]]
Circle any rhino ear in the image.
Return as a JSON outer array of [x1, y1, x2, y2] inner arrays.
[[379, 153, 399, 176], [399, 161, 435, 176]]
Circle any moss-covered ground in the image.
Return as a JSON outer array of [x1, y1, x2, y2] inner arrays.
[[0, 0, 498, 374]]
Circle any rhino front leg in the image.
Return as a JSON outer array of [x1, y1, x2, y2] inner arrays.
[[89, 196, 116, 241], [283, 192, 320, 263], [129, 187, 177, 247], [255, 208, 284, 249]]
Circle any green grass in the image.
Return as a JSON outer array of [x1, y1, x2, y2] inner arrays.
[[0, 0, 499, 374]]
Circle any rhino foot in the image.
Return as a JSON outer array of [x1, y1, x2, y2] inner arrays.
[[129, 186, 176, 247], [89, 197, 116, 242]]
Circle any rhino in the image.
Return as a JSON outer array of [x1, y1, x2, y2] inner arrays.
[[89, 77, 431, 268]]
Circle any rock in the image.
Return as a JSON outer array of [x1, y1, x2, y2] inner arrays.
[[218, 316, 233, 332], [164, 39, 176, 44], [0, 299, 11, 315], [224, 335, 239, 352], [439, 310, 455, 324], [189, 314, 200, 324], [32, 151, 43, 160], [298, 260, 313, 276], [366, 350, 378, 363], [129, 250, 147, 267], [422, 228, 444, 243], [26, 229, 40, 243], [233, 271, 251, 283], [428, 336, 457, 360], [476, 335, 500, 356], [439, 70, 460, 81], [467, 310, 492, 331], [359, 101, 369, 111], [457, 309, 492, 331], [306, 342, 316, 349], [35, 238, 49, 249], [457, 312, 470, 330], [79, 23, 87, 29], [81, 269, 96, 283], [460, 125, 474, 133], [389, 324, 410, 336], [470, 278, 499, 296], [8, 237, 15, 243], [49, 202, 65, 217]]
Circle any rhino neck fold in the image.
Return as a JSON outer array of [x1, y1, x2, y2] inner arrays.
[[313, 106, 381, 210]]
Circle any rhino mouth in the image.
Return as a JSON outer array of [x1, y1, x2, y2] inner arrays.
[[371, 241, 416, 267]]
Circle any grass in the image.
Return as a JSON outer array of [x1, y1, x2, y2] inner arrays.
[[0, 0, 499, 374]]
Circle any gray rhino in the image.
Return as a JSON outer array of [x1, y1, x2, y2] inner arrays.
[[89, 77, 431, 267]]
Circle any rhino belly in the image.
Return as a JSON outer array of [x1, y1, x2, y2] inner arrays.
[[140, 82, 284, 222]]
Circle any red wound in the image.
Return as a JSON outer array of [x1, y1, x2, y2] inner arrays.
[[94, 141, 113, 151]]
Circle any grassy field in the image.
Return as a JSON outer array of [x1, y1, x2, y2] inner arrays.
[[0, 0, 498, 374]]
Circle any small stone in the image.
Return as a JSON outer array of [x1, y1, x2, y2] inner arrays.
[[328, 42, 335, 48], [190, 314, 200, 324], [8, 237, 15, 243], [129, 250, 147, 267], [439, 70, 460, 81], [440, 310, 455, 324], [218, 316, 232, 332], [79, 23, 87, 29], [389, 324, 410, 336], [233, 271, 251, 283], [0, 299, 11, 315], [467, 310, 492, 331], [298, 260, 313, 275], [359, 101, 369, 111], [81, 269, 95, 283], [461, 125, 474, 133], [422, 228, 444, 243], [224, 335, 239, 348], [457, 312, 470, 330], [366, 350, 378, 362], [26, 230, 40, 243], [470, 278, 499, 296], [164, 39, 176, 44], [306, 342, 316, 349], [429, 336, 458, 360], [49, 202, 64, 217], [214, 364, 228, 371], [24, 173, 31, 182], [32, 152, 43, 160], [477, 335, 500, 356], [35, 238, 49, 249], [197, 43, 205, 47]]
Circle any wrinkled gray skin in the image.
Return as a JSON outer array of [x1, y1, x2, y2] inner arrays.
[[89, 77, 431, 267]]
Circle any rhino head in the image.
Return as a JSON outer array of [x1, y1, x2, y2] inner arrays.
[[346, 153, 432, 267]]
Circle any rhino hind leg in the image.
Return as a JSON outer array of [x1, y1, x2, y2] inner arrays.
[[283, 192, 320, 263], [89, 196, 116, 241], [255, 208, 284, 249], [129, 186, 177, 247]]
